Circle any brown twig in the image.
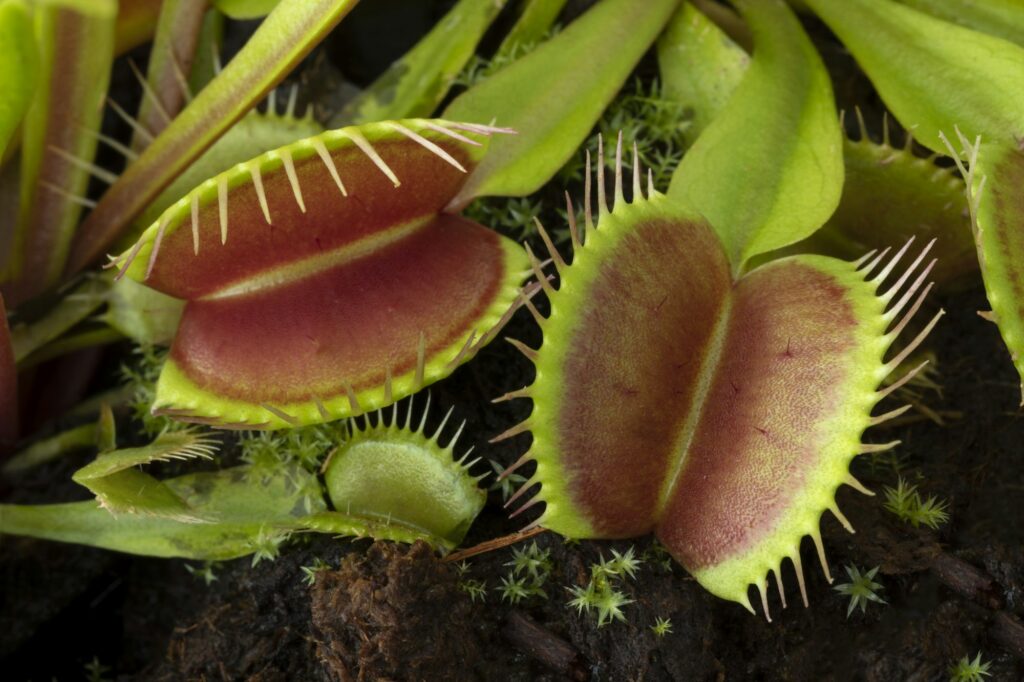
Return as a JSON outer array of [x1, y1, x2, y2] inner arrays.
[[443, 527, 547, 563]]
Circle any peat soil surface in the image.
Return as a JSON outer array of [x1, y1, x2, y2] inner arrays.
[[2, 286, 1024, 681]]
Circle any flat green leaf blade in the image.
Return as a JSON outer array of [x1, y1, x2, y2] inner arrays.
[[3, 0, 115, 303], [132, 0, 211, 151], [972, 144, 1024, 400], [67, 0, 360, 274], [0, 0, 37, 161], [896, 0, 1024, 47], [444, 0, 680, 206], [0, 463, 326, 559], [804, 0, 1024, 153], [657, 0, 749, 142], [668, 0, 843, 274], [333, 0, 507, 126], [496, 0, 569, 55]]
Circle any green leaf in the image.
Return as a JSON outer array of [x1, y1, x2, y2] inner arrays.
[[657, 0, 749, 142], [668, 0, 843, 274], [496, 0, 569, 56], [211, 0, 280, 20], [9, 278, 108, 364], [0, 0, 37, 161], [804, 0, 1024, 153], [444, 0, 680, 206], [896, 0, 1024, 47], [333, 0, 508, 126], [0, 462, 327, 560], [2, 423, 96, 475], [132, 0, 212, 151], [2, 0, 115, 303], [67, 0, 361, 274]]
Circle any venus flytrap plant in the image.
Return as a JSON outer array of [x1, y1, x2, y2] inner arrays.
[[495, 0, 943, 620]]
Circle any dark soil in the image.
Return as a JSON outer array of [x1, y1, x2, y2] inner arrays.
[[3, 2, 1024, 680]]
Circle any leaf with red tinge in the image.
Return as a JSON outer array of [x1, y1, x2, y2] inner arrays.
[[114, 118, 529, 429], [131, 0, 211, 151], [67, 0, 361, 274], [2, 0, 116, 305], [502, 142, 941, 618]]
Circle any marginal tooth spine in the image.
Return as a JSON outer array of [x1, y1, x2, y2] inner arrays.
[[868, 404, 913, 426], [343, 383, 362, 415], [433, 406, 455, 443], [882, 310, 945, 375], [758, 580, 772, 622], [346, 130, 401, 187], [880, 239, 936, 304], [858, 440, 901, 454], [506, 337, 538, 361], [261, 403, 299, 425], [885, 259, 936, 321], [489, 420, 531, 444], [829, 503, 855, 533], [422, 121, 482, 146], [534, 218, 566, 273], [596, 134, 608, 217], [632, 141, 642, 202], [312, 138, 347, 197], [565, 192, 582, 252], [845, 474, 874, 496], [48, 145, 119, 184], [217, 176, 228, 244], [280, 149, 306, 213], [774, 567, 787, 610], [793, 553, 809, 607], [144, 214, 172, 280], [388, 122, 467, 173], [492, 386, 531, 403], [877, 360, 930, 400], [190, 193, 200, 255], [509, 494, 542, 519], [504, 476, 536, 508], [249, 166, 272, 224], [525, 244, 555, 297], [869, 237, 915, 289], [613, 131, 624, 210], [860, 246, 891, 278], [811, 530, 833, 583]]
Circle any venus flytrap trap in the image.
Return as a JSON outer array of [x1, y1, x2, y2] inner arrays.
[[110, 118, 529, 429], [495, 0, 944, 620]]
